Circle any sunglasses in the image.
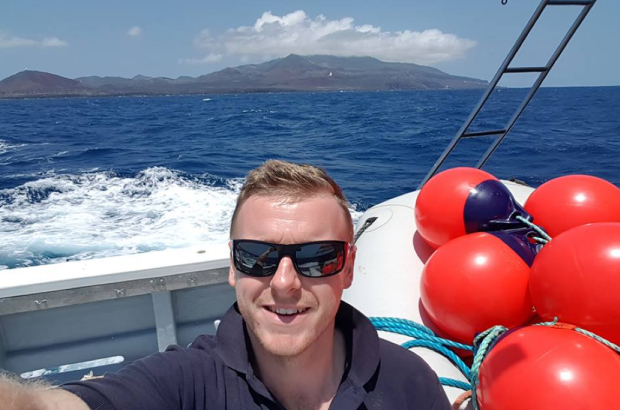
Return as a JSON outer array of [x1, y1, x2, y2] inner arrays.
[[232, 240, 350, 278]]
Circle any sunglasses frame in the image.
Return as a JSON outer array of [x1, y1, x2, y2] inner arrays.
[[231, 239, 350, 278]]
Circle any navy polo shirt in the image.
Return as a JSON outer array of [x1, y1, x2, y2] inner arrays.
[[63, 302, 451, 409]]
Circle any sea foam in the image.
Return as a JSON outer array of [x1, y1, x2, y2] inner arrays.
[[0, 139, 26, 155], [0, 167, 362, 269], [0, 167, 241, 269]]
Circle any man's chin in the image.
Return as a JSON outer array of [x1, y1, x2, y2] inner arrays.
[[253, 333, 312, 358]]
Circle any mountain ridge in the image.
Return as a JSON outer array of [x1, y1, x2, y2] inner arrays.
[[0, 54, 488, 98]]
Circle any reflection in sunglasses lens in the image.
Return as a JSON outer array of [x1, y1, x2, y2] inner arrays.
[[234, 241, 345, 277]]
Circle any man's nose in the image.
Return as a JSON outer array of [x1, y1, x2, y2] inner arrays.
[[270, 256, 301, 293]]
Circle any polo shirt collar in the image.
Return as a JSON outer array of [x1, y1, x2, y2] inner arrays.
[[213, 301, 381, 390], [213, 303, 250, 374]]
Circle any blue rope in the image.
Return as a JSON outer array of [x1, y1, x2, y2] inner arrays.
[[370, 315, 620, 406], [370, 317, 473, 351], [515, 215, 552, 243], [575, 327, 620, 354], [370, 317, 473, 390], [438, 377, 472, 391], [533, 317, 620, 354], [530, 235, 549, 244], [469, 325, 508, 410], [401, 340, 471, 380]]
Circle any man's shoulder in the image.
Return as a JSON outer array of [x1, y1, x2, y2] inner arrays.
[[154, 334, 224, 371], [173, 334, 217, 353], [157, 334, 217, 360]]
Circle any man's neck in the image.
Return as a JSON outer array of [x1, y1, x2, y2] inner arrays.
[[250, 327, 347, 410]]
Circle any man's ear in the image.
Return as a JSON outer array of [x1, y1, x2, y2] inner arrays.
[[343, 244, 356, 289], [228, 241, 237, 287]]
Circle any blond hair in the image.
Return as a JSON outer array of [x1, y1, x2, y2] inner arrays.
[[230, 160, 353, 239]]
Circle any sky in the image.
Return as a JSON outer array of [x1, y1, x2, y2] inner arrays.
[[1, 0, 618, 87]]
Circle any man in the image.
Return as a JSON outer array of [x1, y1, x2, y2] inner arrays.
[[0, 160, 451, 409]]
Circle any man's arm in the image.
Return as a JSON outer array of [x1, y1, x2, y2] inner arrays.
[[0, 372, 89, 410], [0, 339, 214, 410]]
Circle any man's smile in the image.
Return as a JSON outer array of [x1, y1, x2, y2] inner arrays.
[[262, 305, 311, 324], [267, 307, 310, 315]]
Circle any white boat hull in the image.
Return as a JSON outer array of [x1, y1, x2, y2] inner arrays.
[[343, 181, 535, 403]]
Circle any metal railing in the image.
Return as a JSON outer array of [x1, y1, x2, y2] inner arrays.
[[418, 0, 597, 188]]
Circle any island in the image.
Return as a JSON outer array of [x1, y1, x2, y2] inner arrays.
[[0, 54, 488, 99]]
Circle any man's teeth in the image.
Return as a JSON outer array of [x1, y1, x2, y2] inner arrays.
[[269, 307, 307, 315]]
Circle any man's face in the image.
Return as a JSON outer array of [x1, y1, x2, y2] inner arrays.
[[229, 194, 355, 358]]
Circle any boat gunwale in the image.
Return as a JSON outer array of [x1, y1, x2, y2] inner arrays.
[[0, 245, 230, 301]]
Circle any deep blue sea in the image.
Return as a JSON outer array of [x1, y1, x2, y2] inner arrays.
[[1, 87, 619, 269]]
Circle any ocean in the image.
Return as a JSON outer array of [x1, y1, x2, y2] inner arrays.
[[1, 87, 619, 269]]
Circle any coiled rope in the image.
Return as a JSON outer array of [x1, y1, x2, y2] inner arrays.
[[370, 317, 473, 391]]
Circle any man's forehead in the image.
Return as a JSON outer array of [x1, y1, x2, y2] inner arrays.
[[234, 194, 349, 241], [237, 194, 341, 220], [240, 193, 337, 210]]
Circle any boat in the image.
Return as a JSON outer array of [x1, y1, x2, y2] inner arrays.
[[0, 0, 602, 408]]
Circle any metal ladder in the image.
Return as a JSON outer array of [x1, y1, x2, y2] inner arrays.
[[418, 0, 598, 188]]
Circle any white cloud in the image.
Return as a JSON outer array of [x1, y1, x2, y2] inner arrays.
[[41, 37, 67, 47], [0, 35, 38, 48], [0, 32, 67, 48], [179, 53, 223, 65], [128, 26, 142, 37], [187, 11, 475, 65], [194, 30, 215, 48]]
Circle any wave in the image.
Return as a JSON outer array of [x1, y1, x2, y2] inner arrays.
[[0, 139, 26, 155], [0, 167, 363, 269], [74, 147, 129, 159], [0, 167, 242, 269]]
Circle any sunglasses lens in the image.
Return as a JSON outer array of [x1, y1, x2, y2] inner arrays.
[[296, 242, 346, 277], [234, 242, 279, 276], [233, 241, 347, 278]]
